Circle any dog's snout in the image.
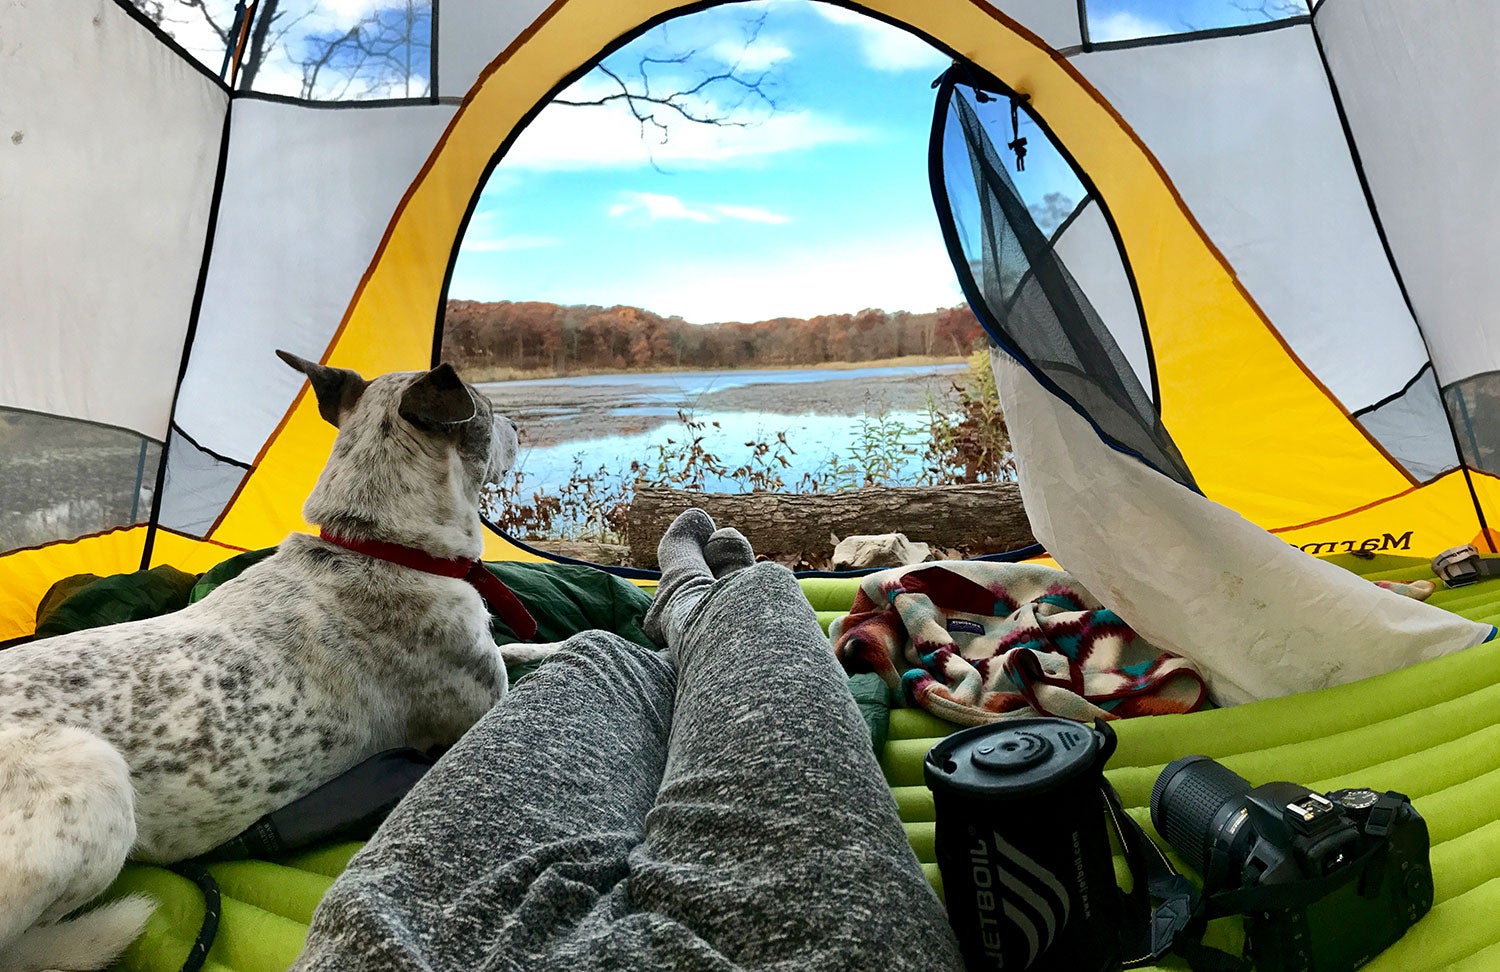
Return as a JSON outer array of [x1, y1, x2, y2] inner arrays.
[[507, 418, 518, 432]]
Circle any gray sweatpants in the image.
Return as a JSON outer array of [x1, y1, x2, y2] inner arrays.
[[292, 562, 962, 971]]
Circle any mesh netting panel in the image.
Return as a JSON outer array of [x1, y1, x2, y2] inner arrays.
[[0, 409, 161, 552], [936, 82, 1195, 489], [1444, 373, 1500, 477]]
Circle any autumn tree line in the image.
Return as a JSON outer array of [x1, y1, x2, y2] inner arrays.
[[442, 300, 988, 376]]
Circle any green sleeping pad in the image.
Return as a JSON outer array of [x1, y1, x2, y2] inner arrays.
[[884, 560, 1500, 970], [104, 563, 1500, 971]]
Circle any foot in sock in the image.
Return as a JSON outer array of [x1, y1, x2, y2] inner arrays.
[[705, 527, 756, 579], [643, 509, 718, 648]]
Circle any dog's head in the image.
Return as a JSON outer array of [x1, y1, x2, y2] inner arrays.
[[278, 350, 519, 495]]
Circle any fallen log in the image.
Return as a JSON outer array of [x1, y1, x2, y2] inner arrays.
[[627, 482, 1035, 568]]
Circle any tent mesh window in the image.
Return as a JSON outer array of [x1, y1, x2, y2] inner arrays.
[[1444, 373, 1500, 478], [931, 73, 1196, 489], [121, 0, 435, 102], [0, 409, 161, 553]]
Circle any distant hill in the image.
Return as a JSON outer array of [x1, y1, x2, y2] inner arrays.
[[442, 300, 985, 377]]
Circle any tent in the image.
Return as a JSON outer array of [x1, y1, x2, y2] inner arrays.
[[7, 2, 1500, 968], [6, 0, 1499, 658]]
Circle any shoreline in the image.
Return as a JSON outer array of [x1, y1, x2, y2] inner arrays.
[[482, 361, 970, 449], [462, 354, 966, 385]]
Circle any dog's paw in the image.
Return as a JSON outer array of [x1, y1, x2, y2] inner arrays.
[[499, 641, 567, 665]]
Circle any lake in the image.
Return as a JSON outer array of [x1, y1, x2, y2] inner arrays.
[[479, 362, 969, 494]]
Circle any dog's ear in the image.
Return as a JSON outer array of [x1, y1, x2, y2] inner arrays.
[[399, 363, 476, 430], [277, 350, 368, 429]]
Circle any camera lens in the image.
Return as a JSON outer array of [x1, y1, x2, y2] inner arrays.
[[1150, 755, 1254, 879]]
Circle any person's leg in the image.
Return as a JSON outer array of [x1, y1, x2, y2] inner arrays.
[[615, 511, 963, 971], [292, 632, 675, 972]]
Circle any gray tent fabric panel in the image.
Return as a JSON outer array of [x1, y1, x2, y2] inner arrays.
[[156, 431, 251, 538], [977, 0, 1082, 50], [0, 409, 161, 553], [0, 0, 226, 438], [1316, 0, 1500, 388], [1070, 24, 1430, 417], [1354, 368, 1459, 483], [175, 99, 457, 464], [436, 0, 557, 98]]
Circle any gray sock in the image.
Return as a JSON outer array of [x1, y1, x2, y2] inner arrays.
[[704, 527, 755, 579], [643, 509, 717, 648]]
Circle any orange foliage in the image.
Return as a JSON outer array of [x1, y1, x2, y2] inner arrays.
[[442, 300, 985, 374]]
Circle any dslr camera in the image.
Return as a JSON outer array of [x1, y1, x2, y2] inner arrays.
[[1151, 755, 1433, 972]]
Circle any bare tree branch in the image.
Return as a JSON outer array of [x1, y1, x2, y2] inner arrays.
[[551, 11, 780, 162], [129, 0, 424, 98]]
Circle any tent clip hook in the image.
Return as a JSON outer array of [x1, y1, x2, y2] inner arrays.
[[1008, 94, 1031, 172]]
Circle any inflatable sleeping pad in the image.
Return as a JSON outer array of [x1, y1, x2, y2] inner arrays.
[[93, 558, 1500, 970]]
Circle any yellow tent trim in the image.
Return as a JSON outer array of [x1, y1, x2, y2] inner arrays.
[[1270, 471, 1484, 559], [193, 0, 1417, 562], [0, 527, 148, 642], [0, 527, 252, 642]]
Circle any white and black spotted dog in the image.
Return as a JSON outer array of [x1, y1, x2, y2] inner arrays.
[[0, 352, 556, 971]]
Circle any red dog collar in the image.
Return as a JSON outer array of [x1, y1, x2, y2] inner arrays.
[[318, 530, 538, 640]]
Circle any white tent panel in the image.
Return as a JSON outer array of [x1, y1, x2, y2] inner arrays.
[[1051, 200, 1152, 395], [1070, 26, 1429, 414], [436, 0, 560, 100], [992, 350, 1490, 706], [0, 0, 225, 436], [1317, 0, 1500, 387], [979, 0, 1082, 51], [175, 99, 456, 462]]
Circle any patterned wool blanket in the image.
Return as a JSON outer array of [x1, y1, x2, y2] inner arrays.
[[829, 561, 1206, 725]]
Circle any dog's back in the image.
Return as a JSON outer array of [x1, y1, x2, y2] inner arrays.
[[0, 534, 505, 860]]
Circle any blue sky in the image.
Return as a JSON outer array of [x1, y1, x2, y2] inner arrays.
[[447, 1, 966, 324], [446, 0, 1305, 324]]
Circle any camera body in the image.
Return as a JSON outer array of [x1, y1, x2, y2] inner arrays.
[[1152, 756, 1433, 972]]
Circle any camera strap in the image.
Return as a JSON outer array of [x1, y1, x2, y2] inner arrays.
[[1101, 781, 1251, 972]]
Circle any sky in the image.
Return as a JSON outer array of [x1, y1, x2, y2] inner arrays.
[[447, 2, 966, 324]]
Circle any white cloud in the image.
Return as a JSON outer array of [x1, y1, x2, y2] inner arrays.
[[607, 193, 792, 226], [813, 5, 948, 74], [1089, 11, 1174, 42], [320, 0, 406, 30], [712, 204, 792, 225], [708, 37, 793, 71], [520, 238, 964, 323], [503, 90, 868, 170], [609, 193, 717, 223], [459, 211, 562, 253]]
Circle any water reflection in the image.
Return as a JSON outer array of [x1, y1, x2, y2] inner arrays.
[[479, 363, 965, 490]]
